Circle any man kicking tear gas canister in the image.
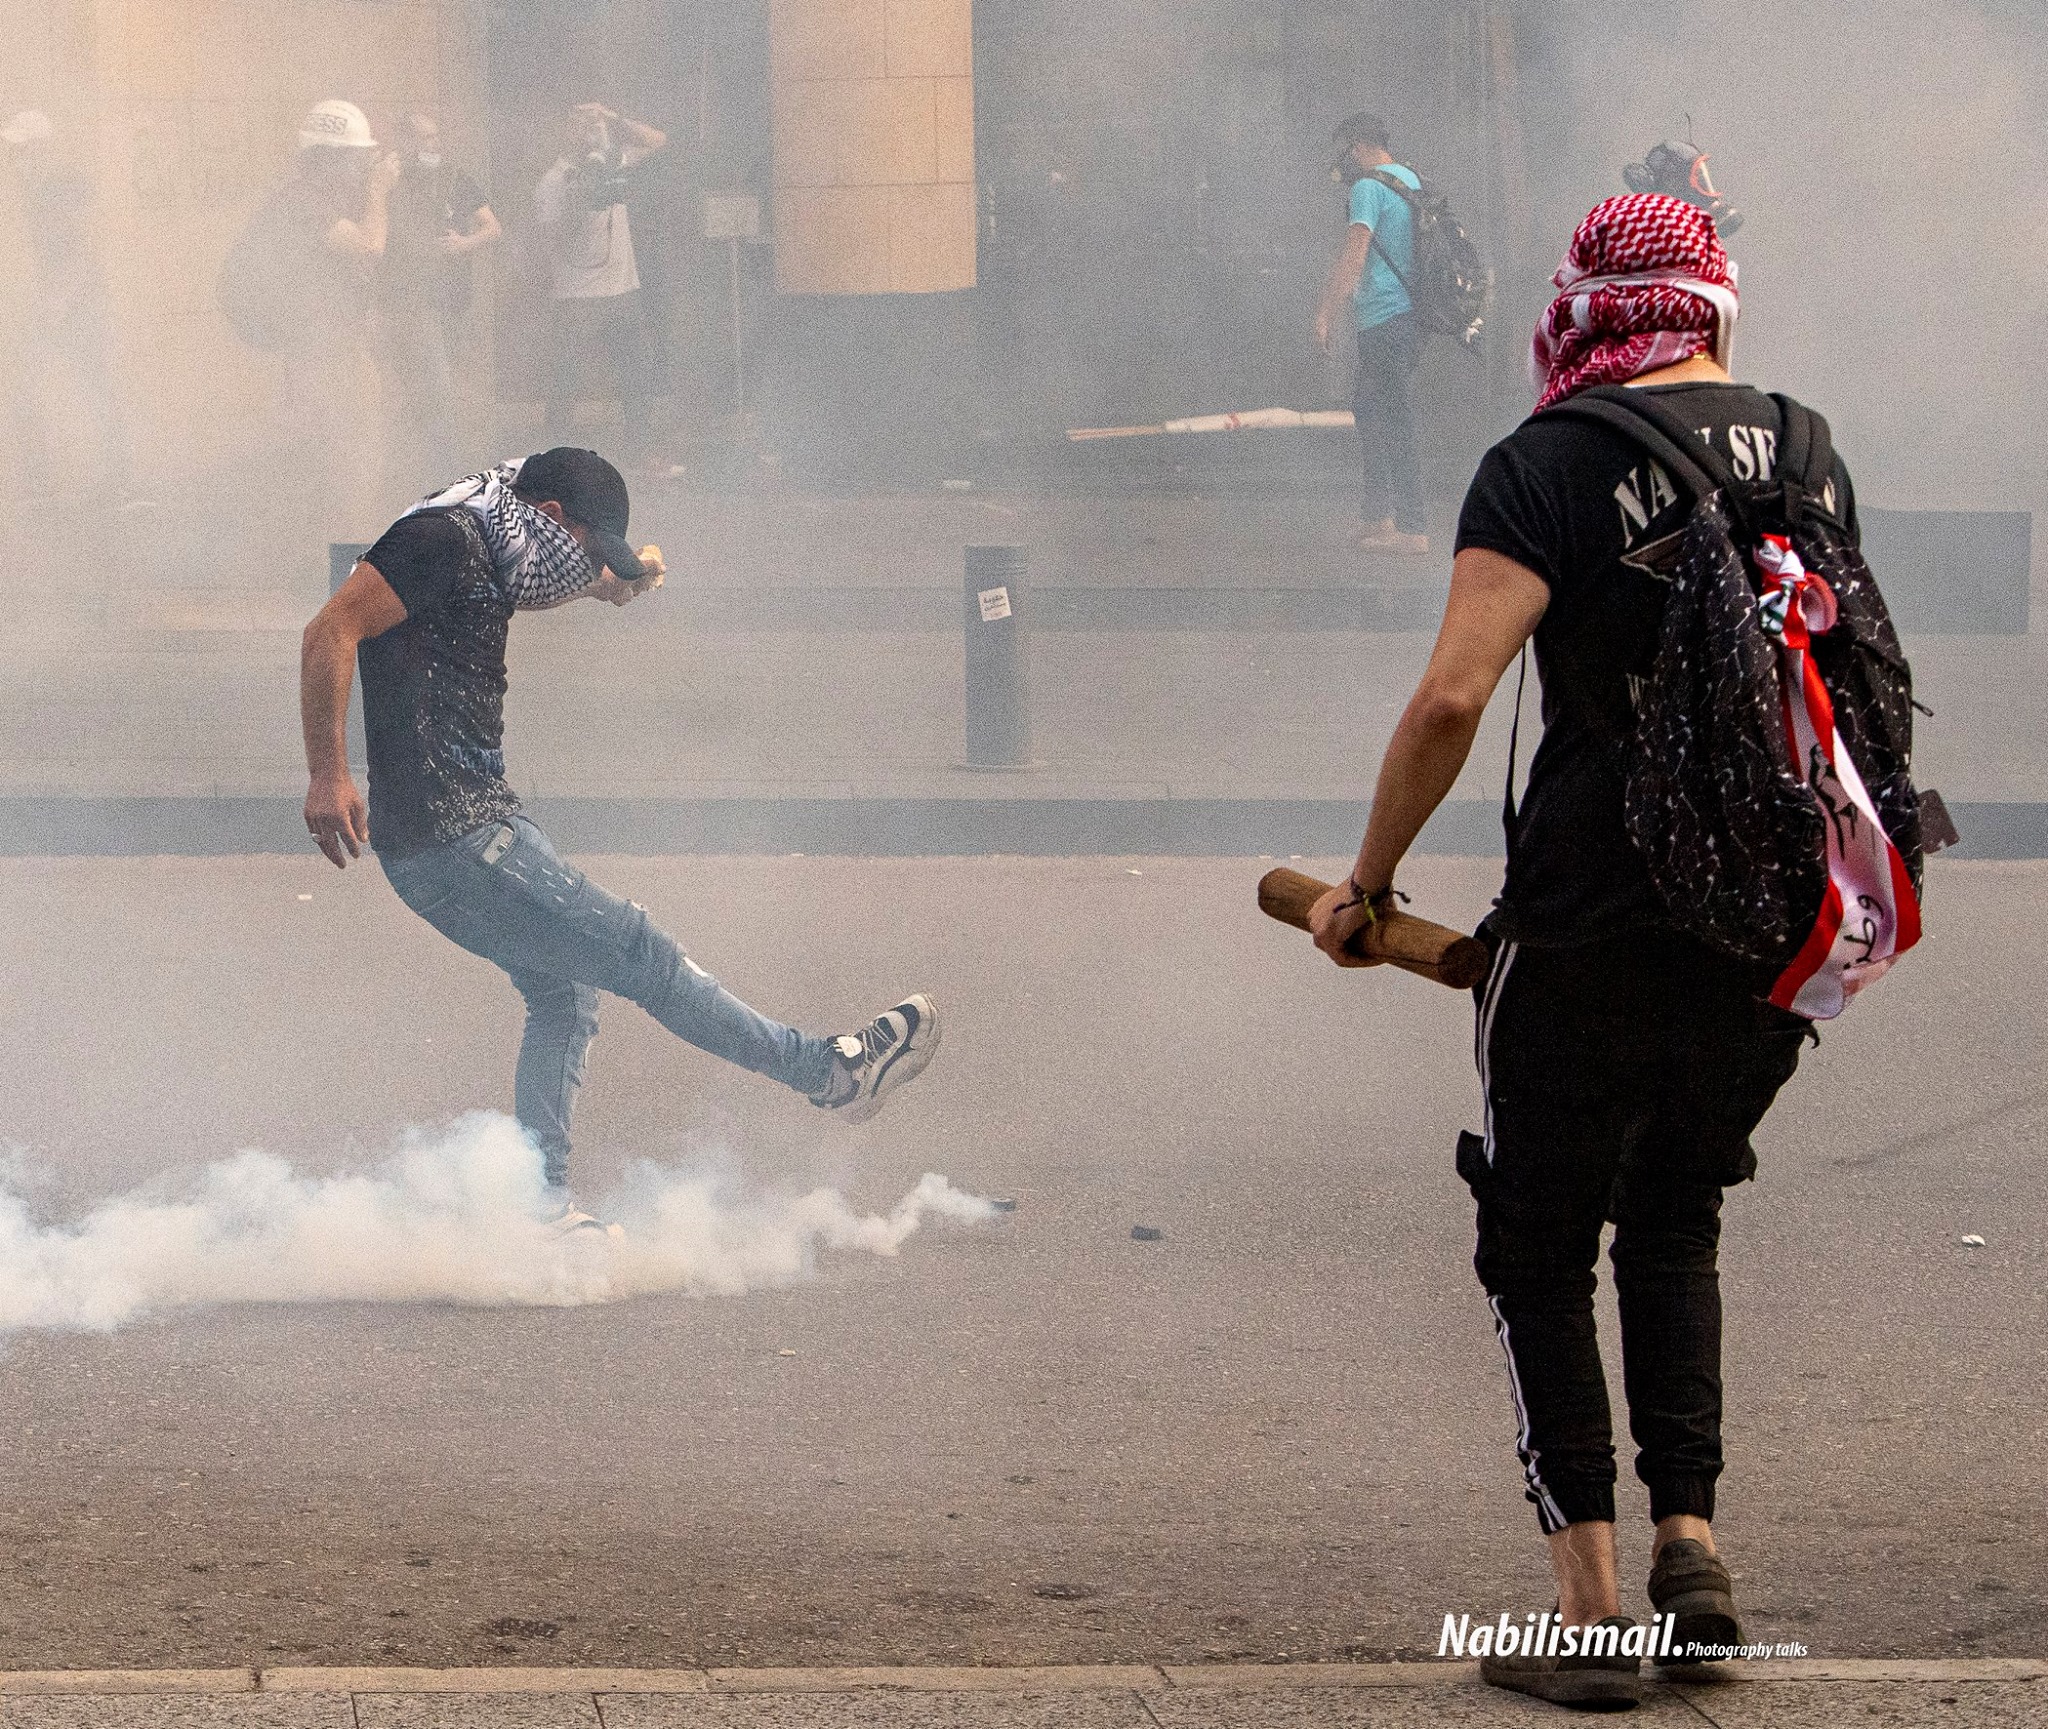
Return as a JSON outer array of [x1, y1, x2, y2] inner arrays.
[[301, 448, 939, 1230], [1308, 197, 1901, 1711]]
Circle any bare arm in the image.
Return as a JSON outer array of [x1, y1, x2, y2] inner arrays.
[[301, 561, 409, 868], [518, 546, 668, 612], [1309, 547, 1551, 965], [615, 114, 666, 164], [328, 153, 404, 257], [1314, 223, 1373, 356]]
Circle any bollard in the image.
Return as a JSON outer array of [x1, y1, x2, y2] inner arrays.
[[962, 544, 1033, 769], [330, 542, 371, 773]]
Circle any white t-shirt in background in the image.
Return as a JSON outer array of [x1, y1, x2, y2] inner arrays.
[[535, 160, 639, 300]]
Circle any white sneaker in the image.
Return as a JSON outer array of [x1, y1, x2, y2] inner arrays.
[[811, 995, 941, 1125]]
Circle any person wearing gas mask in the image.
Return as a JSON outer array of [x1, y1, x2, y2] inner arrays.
[[1314, 110, 1429, 556], [377, 112, 500, 496], [534, 103, 671, 476], [1624, 140, 1742, 237]]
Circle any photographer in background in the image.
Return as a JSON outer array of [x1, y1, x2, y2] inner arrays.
[[377, 112, 500, 496], [221, 100, 402, 545], [1624, 140, 1742, 237], [533, 103, 675, 477]]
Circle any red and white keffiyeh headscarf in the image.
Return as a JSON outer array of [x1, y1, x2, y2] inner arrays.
[[1530, 194, 1739, 412]]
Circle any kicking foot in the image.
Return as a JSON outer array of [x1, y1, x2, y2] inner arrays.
[[1649, 1538, 1740, 1662], [811, 994, 941, 1125], [1480, 1614, 1642, 1712], [549, 1205, 625, 1241]]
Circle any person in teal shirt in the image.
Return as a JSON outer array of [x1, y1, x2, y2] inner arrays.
[[1314, 112, 1429, 553]]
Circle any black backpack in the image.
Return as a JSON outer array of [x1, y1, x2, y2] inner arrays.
[[1364, 167, 1492, 350], [1533, 386, 1924, 971], [217, 191, 297, 350]]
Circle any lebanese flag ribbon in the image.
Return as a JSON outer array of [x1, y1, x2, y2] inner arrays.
[[1755, 535, 1922, 1019]]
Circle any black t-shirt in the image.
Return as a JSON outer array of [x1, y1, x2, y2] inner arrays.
[[1455, 382, 1860, 947], [380, 164, 488, 313], [358, 509, 522, 858]]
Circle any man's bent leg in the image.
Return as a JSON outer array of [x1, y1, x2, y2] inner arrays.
[[387, 818, 836, 1099], [507, 968, 599, 1190], [623, 916, 835, 1094]]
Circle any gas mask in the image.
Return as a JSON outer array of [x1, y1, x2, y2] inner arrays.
[[1623, 142, 1743, 236]]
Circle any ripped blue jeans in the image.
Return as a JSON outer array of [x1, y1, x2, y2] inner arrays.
[[381, 815, 835, 1188]]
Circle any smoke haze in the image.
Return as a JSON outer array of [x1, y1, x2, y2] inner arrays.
[[0, 1111, 994, 1333], [1521, 0, 2048, 511]]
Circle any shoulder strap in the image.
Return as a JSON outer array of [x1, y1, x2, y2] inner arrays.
[[1544, 385, 1844, 523], [1365, 166, 1424, 207], [1502, 644, 1530, 834], [1769, 393, 1835, 491], [1356, 195, 1416, 304], [1535, 387, 1727, 502]]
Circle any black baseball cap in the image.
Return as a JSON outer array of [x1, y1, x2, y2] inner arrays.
[[512, 447, 647, 580]]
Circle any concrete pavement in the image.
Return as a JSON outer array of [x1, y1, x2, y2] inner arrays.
[[1, 1663, 2046, 1728], [0, 855, 2041, 1674]]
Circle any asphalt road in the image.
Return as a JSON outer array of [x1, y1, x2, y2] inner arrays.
[[0, 853, 2041, 1670]]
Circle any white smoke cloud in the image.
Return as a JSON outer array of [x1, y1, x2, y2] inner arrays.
[[0, 1113, 994, 1334]]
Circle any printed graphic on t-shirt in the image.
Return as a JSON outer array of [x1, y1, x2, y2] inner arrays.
[[1617, 415, 1843, 571], [1622, 415, 1851, 557], [1453, 382, 1860, 947]]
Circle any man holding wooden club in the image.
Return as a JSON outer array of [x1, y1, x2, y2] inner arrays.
[[1308, 198, 1836, 1710]]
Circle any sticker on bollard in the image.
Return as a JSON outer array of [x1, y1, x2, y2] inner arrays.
[[978, 586, 1013, 623]]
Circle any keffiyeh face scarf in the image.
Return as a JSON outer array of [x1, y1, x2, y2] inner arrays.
[[411, 459, 596, 609], [1530, 194, 1739, 412]]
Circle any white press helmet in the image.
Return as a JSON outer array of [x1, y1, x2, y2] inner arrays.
[[297, 99, 377, 150]]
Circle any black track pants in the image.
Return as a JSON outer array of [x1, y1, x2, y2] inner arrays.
[[1460, 928, 1809, 1532]]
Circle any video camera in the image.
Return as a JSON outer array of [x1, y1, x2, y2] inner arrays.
[[568, 128, 631, 211]]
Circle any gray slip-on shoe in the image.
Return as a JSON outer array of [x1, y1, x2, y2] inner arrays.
[[1649, 1538, 1740, 1662], [1480, 1613, 1642, 1712]]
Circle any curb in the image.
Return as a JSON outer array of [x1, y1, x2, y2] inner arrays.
[[0, 1659, 2042, 1697], [4, 798, 2046, 861]]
